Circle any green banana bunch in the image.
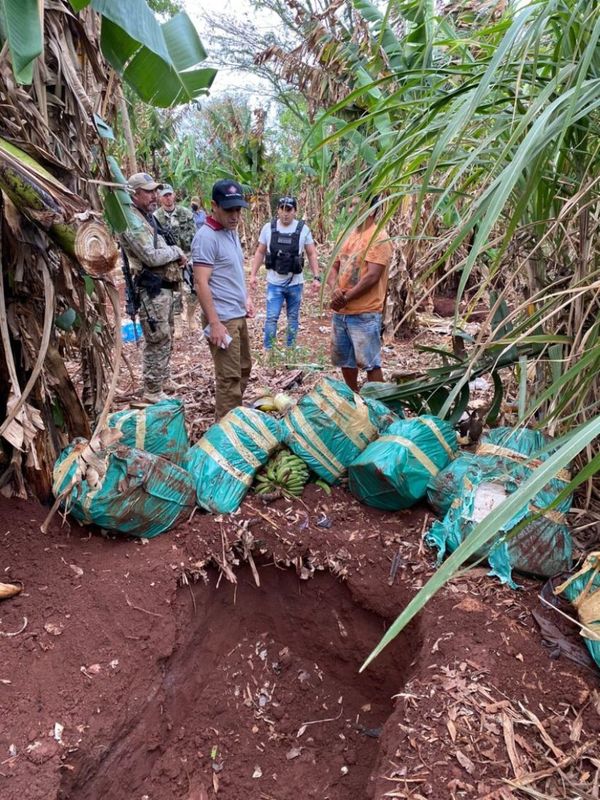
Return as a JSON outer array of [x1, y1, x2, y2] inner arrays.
[[254, 449, 310, 497]]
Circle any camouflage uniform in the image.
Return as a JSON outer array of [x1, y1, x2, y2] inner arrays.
[[154, 204, 196, 251], [120, 207, 184, 395], [154, 204, 198, 315]]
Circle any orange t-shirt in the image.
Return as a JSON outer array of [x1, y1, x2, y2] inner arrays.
[[336, 222, 392, 314]]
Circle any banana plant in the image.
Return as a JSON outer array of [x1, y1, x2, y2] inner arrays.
[[0, 0, 216, 105]]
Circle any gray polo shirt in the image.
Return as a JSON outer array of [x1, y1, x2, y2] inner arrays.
[[191, 222, 247, 321]]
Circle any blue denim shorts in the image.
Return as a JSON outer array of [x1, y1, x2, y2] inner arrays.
[[331, 312, 382, 370]]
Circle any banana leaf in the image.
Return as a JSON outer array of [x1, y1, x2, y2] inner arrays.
[[4, 1, 216, 109]]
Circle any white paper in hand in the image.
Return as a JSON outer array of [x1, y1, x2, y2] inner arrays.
[[203, 324, 232, 349]]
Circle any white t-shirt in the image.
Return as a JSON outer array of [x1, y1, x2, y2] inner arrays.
[[259, 219, 314, 286]]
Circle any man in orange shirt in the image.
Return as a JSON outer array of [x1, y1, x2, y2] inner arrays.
[[328, 196, 392, 392]]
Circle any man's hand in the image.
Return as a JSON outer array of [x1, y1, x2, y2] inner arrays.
[[330, 288, 347, 311], [248, 275, 258, 293], [309, 279, 321, 294], [207, 320, 230, 348], [175, 247, 186, 265], [246, 296, 255, 318]]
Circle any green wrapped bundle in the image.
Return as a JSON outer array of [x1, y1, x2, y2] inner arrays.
[[426, 458, 573, 587], [477, 427, 571, 499], [53, 438, 196, 538], [555, 553, 600, 671], [283, 377, 397, 485], [427, 452, 514, 517], [478, 426, 560, 461], [348, 415, 457, 510], [107, 399, 189, 465], [186, 407, 283, 513]]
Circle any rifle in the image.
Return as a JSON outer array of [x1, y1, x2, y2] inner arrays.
[[152, 214, 177, 248], [153, 214, 196, 295], [120, 246, 157, 338], [183, 260, 196, 294], [120, 245, 138, 339]]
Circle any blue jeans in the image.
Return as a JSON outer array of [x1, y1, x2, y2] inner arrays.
[[331, 312, 382, 370], [264, 282, 304, 349]]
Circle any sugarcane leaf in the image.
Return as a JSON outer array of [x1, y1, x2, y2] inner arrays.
[[489, 290, 513, 340], [548, 343, 564, 385], [447, 382, 471, 424], [526, 347, 599, 419], [490, 334, 571, 346], [0, 0, 43, 84], [421, 386, 448, 416], [518, 355, 528, 420], [360, 414, 600, 671], [485, 371, 503, 426], [415, 344, 463, 362]]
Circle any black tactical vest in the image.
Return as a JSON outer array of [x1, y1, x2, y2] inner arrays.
[[265, 219, 305, 275]]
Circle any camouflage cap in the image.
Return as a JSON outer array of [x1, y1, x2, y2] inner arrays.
[[127, 172, 162, 192], [159, 184, 174, 197]]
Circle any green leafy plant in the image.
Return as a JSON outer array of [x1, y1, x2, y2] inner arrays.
[[1, 0, 216, 106]]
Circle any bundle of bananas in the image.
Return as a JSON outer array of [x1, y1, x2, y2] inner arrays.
[[253, 392, 294, 414], [255, 449, 310, 497]]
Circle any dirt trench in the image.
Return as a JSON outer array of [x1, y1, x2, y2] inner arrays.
[[57, 563, 422, 800]]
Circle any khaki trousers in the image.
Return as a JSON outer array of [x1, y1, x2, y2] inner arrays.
[[207, 317, 252, 420]]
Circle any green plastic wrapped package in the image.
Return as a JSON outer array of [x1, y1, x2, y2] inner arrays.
[[477, 427, 571, 492], [186, 407, 283, 514], [478, 427, 561, 462], [53, 438, 196, 538], [555, 553, 600, 671], [426, 458, 573, 588], [107, 399, 189, 465], [348, 415, 458, 510], [427, 453, 514, 517], [283, 377, 397, 485]]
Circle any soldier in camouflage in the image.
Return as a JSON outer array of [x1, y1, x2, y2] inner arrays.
[[120, 172, 187, 403], [154, 184, 198, 335]]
